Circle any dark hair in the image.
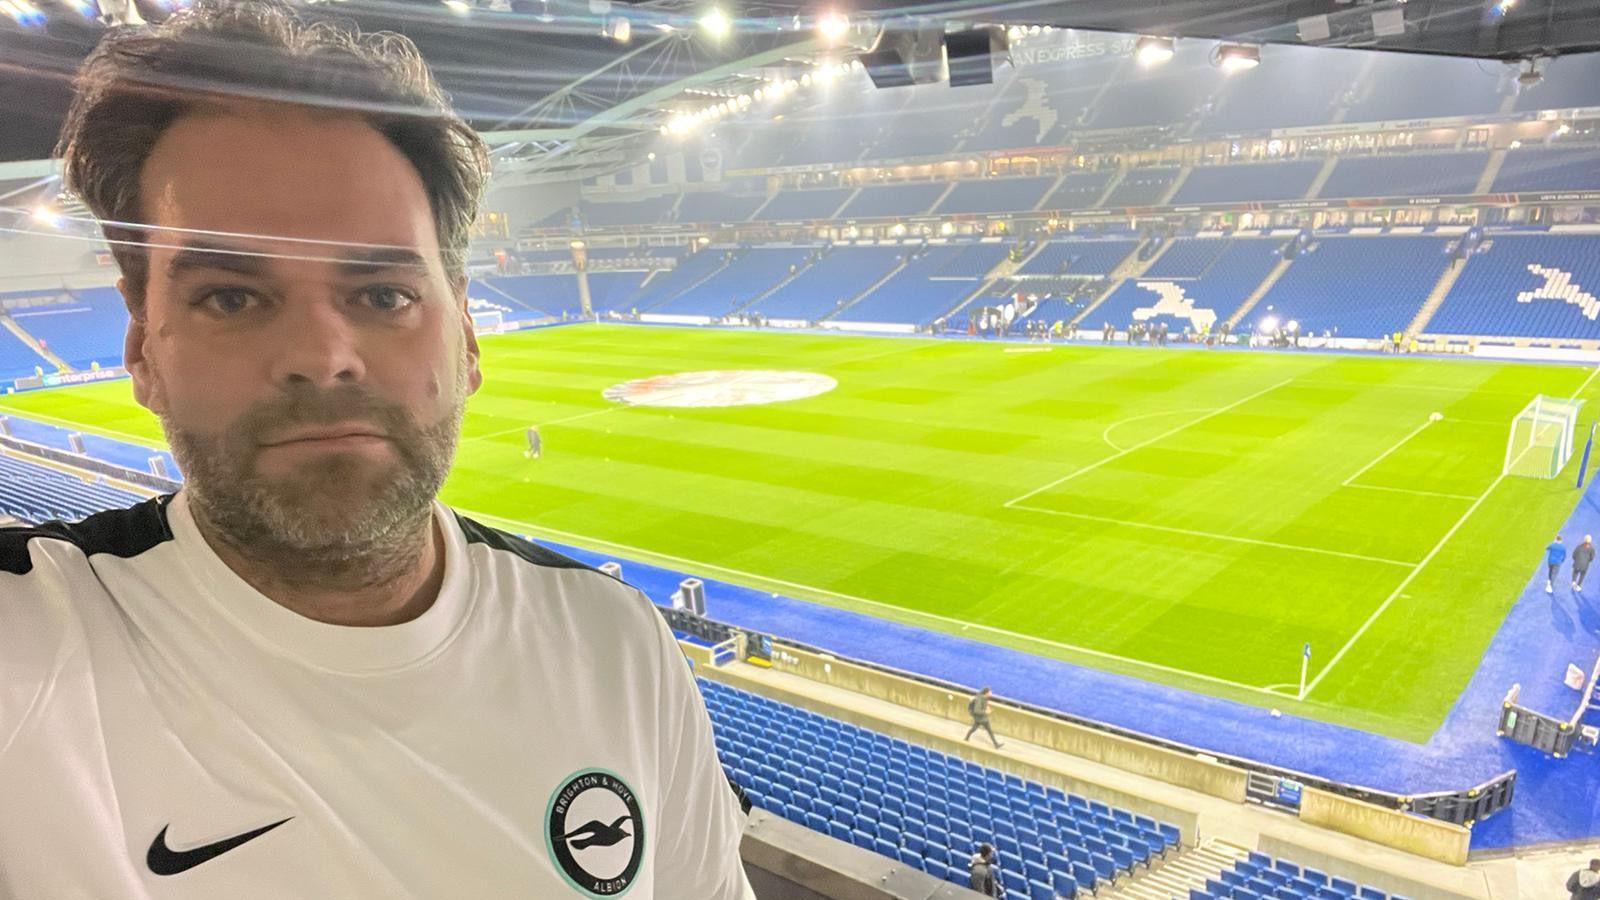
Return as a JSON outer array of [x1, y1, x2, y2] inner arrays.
[[976, 843, 993, 860], [55, 0, 489, 316]]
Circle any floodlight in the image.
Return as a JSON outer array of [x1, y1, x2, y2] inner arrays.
[[1216, 43, 1260, 73], [1259, 315, 1279, 333], [699, 7, 731, 39], [816, 10, 849, 43], [1134, 36, 1174, 67]]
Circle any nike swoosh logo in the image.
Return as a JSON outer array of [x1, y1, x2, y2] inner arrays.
[[146, 817, 293, 876]]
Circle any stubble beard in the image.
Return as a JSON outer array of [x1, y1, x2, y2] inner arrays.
[[160, 358, 467, 591]]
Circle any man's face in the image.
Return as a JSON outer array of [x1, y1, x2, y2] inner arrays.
[[125, 104, 481, 561]]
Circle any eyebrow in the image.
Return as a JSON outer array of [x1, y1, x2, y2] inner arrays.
[[164, 241, 432, 280]]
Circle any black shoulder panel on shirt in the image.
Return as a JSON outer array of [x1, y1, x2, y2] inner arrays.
[[454, 512, 607, 576], [0, 495, 176, 576]]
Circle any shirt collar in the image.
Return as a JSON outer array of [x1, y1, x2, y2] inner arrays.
[[167, 489, 475, 673]]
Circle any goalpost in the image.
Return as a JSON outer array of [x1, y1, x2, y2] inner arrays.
[[1504, 394, 1584, 479]]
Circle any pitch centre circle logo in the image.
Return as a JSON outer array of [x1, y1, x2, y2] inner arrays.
[[603, 369, 836, 408], [545, 769, 645, 897]]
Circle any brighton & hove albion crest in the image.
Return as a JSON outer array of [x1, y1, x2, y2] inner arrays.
[[545, 769, 646, 897]]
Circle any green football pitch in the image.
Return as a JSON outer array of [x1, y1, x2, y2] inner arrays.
[[6, 324, 1598, 741]]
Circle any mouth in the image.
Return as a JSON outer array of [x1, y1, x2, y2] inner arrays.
[[259, 425, 390, 450]]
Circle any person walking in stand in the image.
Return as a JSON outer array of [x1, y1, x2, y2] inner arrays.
[[1548, 534, 1568, 594], [1574, 535, 1595, 592], [964, 686, 1003, 748], [968, 843, 1004, 898]]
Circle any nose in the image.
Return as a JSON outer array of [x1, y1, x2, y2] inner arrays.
[[268, 297, 366, 389]]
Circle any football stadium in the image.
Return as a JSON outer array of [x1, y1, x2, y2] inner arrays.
[[3, 0, 1600, 896]]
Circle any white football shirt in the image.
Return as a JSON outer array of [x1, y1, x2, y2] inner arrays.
[[0, 491, 751, 899]]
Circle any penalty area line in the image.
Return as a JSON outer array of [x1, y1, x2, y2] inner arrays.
[[455, 506, 1292, 701]]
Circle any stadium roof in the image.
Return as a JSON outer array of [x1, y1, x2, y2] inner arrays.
[[0, 0, 1598, 175]]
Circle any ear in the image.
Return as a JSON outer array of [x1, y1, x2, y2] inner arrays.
[[119, 276, 165, 415], [456, 278, 483, 396]]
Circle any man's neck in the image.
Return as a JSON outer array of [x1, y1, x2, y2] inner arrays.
[[192, 501, 447, 627]]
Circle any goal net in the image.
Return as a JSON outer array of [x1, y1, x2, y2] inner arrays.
[[1504, 395, 1584, 479]]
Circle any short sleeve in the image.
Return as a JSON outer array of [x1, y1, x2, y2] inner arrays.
[[645, 608, 753, 899]]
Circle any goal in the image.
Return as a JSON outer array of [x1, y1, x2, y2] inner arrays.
[[1504, 394, 1584, 479]]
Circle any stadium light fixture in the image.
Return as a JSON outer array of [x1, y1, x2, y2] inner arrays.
[[30, 206, 62, 228], [605, 15, 632, 43], [1134, 36, 1174, 67], [816, 10, 850, 43], [699, 7, 731, 40], [442, 0, 471, 14], [1215, 43, 1260, 73]]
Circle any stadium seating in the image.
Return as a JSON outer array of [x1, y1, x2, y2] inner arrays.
[[652, 247, 816, 316], [750, 246, 904, 321], [1490, 146, 1600, 193], [702, 678, 1178, 897], [676, 192, 766, 225], [1426, 233, 1600, 339], [1169, 160, 1323, 205], [1318, 152, 1488, 199], [584, 271, 650, 314], [475, 273, 584, 319], [1199, 52, 1364, 134], [1039, 172, 1114, 212], [0, 453, 145, 524], [1091, 238, 1282, 331], [753, 188, 855, 222], [833, 243, 1007, 325], [628, 249, 732, 311], [1017, 239, 1138, 277], [0, 328, 50, 383], [579, 194, 677, 229], [1341, 55, 1504, 124], [1103, 167, 1179, 208], [838, 182, 948, 219], [937, 176, 1057, 216], [1085, 44, 1216, 131], [1251, 236, 1454, 338], [9, 287, 127, 372], [1192, 850, 1414, 900]]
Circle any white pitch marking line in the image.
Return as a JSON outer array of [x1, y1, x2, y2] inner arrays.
[[1004, 378, 1294, 507], [1100, 407, 1218, 453], [1572, 364, 1600, 400], [1343, 483, 1476, 501], [1340, 417, 1436, 490], [1299, 472, 1505, 700], [1007, 503, 1416, 568], [456, 506, 1292, 700]]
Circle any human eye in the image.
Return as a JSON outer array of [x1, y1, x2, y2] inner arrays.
[[193, 288, 263, 316], [358, 285, 420, 313]]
